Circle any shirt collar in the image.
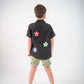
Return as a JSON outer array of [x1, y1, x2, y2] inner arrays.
[[36, 19, 45, 23]]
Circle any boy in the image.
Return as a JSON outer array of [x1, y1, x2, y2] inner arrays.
[[26, 4, 56, 84]]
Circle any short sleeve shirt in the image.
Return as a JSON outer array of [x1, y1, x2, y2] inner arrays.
[[26, 20, 56, 60]]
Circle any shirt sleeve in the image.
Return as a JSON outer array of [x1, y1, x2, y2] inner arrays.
[[26, 24, 32, 38], [49, 25, 56, 39]]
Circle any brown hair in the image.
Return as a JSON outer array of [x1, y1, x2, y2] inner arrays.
[[34, 4, 46, 18]]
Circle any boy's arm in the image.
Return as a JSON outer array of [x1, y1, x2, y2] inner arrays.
[[28, 37, 32, 56], [50, 38, 54, 57]]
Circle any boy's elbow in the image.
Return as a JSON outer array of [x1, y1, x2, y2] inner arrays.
[[50, 38, 54, 43], [50, 38, 54, 41], [28, 37, 32, 40], [28, 37, 32, 42]]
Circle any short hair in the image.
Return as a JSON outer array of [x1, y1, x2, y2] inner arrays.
[[34, 4, 46, 18]]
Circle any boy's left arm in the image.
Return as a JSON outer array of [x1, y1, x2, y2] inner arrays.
[[50, 38, 54, 57], [28, 37, 32, 56]]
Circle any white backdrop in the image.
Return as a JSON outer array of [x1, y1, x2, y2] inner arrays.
[[0, 0, 84, 84]]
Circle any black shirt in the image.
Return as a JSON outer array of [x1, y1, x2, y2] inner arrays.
[[26, 20, 56, 60]]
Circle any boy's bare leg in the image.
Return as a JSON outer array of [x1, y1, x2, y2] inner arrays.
[[29, 66, 37, 84], [44, 66, 54, 84]]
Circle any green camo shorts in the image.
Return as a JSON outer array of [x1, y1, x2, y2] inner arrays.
[[30, 56, 51, 67]]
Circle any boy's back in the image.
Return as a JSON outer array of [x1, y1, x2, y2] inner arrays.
[[26, 19, 55, 59]]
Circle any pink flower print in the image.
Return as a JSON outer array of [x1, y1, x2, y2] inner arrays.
[[34, 31, 39, 36]]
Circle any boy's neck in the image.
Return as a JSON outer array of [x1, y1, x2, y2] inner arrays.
[[37, 17, 45, 20]]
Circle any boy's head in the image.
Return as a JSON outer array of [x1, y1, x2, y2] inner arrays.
[[34, 4, 46, 19]]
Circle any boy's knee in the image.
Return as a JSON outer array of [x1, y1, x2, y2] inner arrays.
[[44, 66, 50, 71], [31, 66, 37, 71]]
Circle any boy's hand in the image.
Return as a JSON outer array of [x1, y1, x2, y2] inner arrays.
[[28, 51, 31, 57]]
